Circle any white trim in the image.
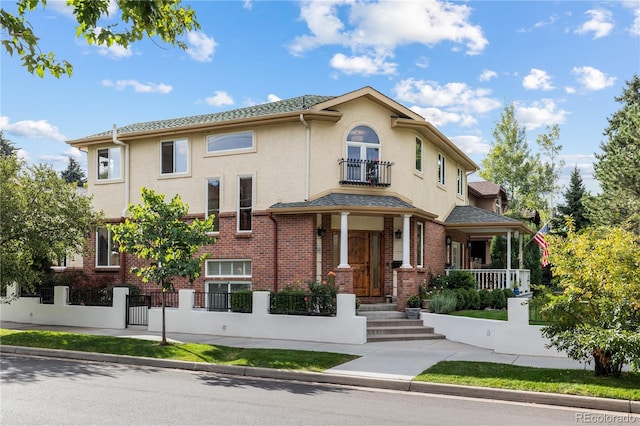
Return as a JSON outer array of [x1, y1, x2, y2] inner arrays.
[[96, 146, 122, 181], [160, 138, 189, 176], [205, 176, 222, 233], [206, 130, 255, 156], [205, 259, 252, 278], [416, 222, 424, 268]]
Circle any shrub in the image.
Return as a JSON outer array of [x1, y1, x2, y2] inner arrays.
[[230, 290, 253, 313], [468, 290, 481, 310], [308, 279, 337, 315], [478, 289, 493, 310], [270, 290, 307, 314], [406, 295, 421, 308], [444, 271, 477, 290], [430, 291, 457, 314], [502, 288, 515, 299], [491, 288, 507, 309], [454, 288, 470, 311]]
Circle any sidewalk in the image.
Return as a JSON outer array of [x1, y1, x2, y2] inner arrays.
[[2, 321, 637, 415]]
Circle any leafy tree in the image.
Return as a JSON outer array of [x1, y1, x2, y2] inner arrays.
[[60, 157, 86, 187], [109, 188, 214, 344], [551, 166, 590, 235], [587, 75, 640, 235], [0, 154, 101, 296], [480, 104, 562, 219], [1, 0, 200, 77], [0, 131, 17, 157], [539, 219, 640, 377]]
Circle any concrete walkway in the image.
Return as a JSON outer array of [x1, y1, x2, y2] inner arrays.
[[0, 321, 588, 381]]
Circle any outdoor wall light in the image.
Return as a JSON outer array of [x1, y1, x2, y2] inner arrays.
[[445, 236, 452, 247], [467, 241, 472, 250], [317, 227, 327, 237], [394, 229, 402, 239]]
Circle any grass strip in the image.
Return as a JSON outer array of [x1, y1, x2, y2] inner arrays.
[[415, 361, 640, 401], [0, 329, 358, 372]]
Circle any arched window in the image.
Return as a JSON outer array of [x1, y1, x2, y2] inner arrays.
[[346, 125, 380, 162]]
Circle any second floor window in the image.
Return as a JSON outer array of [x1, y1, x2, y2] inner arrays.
[[207, 131, 254, 154], [238, 176, 252, 232], [161, 139, 188, 175], [457, 168, 464, 196], [438, 153, 446, 186], [207, 178, 221, 232], [415, 138, 423, 173], [97, 147, 121, 180]]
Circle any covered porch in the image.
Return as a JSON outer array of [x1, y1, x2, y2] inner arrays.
[[445, 205, 535, 294]]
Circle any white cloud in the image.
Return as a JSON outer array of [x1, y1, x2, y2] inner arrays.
[[289, 1, 487, 76], [479, 69, 497, 82], [0, 116, 66, 141], [575, 9, 614, 39], [394, 78, 501, 115], [95, 43, 133, 59], [204, 91, 234, 107], [449, 135, 491, 155], [522, 68, 554, 91], [565, 86, 577, 94], [629, 6, 640, 36], [329, 53, 397, 76], [572, 66, 616, 91], [515, 99, 569, 130], [186, 31, 217, 63], [267, 94, 282, 102], [410, 107, 475, 127], [102, 79, 173, 94]]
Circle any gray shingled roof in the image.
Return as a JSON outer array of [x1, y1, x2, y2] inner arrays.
[[270, 193, 416, 209], [445, 205, 521, 224], [82, 95, 336, 139], [468, 181, 503, 196]]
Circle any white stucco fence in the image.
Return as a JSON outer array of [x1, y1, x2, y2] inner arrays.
[[148, 290, 367, 345], [422, 297, 566, 357], [1, 284, 128, 329]]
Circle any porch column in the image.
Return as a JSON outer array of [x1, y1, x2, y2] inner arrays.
[[401, 214, 412, 268], [506, 229, 512, 288], [338, 212, 350, 268], [518, 231, 524, 269]]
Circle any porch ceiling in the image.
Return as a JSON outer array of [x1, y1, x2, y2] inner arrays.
[[445, 205, 534, 235]]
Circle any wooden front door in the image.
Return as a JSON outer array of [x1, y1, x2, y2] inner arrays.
[[348, 231, 383, 297]]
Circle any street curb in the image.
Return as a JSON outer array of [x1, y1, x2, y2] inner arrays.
[[1, 345, 636, 414]]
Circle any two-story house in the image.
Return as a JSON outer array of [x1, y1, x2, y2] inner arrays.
[[68, 86, 532, 309]]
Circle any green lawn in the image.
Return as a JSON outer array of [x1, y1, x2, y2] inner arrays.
[[0, 329, 358, 372], [415, 361, 640, 401], [449, 310, 507, 320]]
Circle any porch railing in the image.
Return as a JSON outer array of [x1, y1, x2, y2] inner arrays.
[[450, 269, 531, 294], [338, 158, 393, 187]]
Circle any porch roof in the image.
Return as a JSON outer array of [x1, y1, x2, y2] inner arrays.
[[445, 205, 534, 235], [268, 193, 437, 219]]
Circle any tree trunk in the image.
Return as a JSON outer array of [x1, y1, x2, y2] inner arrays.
[[593, 349, 622, 377], [161, 290, 167, 345]]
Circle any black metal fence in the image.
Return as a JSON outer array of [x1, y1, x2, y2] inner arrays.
[[126, 294, 151, 326], [269, 292, 336, 316], [338, 158, 393, 187], [193, 291, 252, 313], [39, 287, 54, 304], [146, 291, 179, 308], [67, 288, 113, 306]]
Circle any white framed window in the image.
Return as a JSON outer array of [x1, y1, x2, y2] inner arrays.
[[96, 227, 119, 267], [207, 131, 254, 154], [205, 281, 252, 311], [495, 198, 501, 214], [161, 139, 188, 175], [457, 168, 464, 196], [437, 153, 446, 186], [416, 222, 424, 268], [346, 125, 381, 182], [206, 259, 252, 278], [97, 147, 121, 180], [237, 175, 253, 232], [451, 241, 461, 269], [415, 137, 423, 173], [206, 177, 221, 232]]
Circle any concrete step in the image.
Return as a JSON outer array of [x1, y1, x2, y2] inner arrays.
[[367, 333, 446, 342], [358, 311, 406, 320], [358, 303, 397, 312], [366, 319, 424, 327], [367, 325, 436, 335]]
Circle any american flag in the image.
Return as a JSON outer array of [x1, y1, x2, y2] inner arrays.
[[533, 224, 550, 267]]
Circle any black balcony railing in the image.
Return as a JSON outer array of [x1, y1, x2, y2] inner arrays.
[[67, 288, 113, 306], [339, 158, 393, 187]]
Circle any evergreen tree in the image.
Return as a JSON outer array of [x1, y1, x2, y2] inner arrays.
[[587, 75, 640, 234], [552, 166, 590, 235], [60, 157, 87, 187], [0, 131, 17, 157]]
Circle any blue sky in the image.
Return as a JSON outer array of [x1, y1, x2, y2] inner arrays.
[[2, 0, 639, 195]]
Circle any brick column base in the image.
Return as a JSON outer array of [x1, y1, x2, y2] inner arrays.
[[334, 267, 354, 294], [396, 268, 418, 311]]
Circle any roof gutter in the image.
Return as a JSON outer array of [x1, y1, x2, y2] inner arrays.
[[112, 124, 129, 217]]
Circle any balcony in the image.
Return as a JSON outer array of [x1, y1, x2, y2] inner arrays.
[[339, 158, 393, 187]]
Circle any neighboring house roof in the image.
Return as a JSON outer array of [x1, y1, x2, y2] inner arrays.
[[468, 181, 505, 197], [445, 205, 533, 235], [269, 192, 437, 220]]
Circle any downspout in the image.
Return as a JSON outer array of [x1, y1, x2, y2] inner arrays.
[[268, 213, 279, 292], [300, 114, 310, 201], [112, 124, 129, 284]]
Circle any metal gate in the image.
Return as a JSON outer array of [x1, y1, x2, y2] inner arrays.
[[126, 295, 151, 327]]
